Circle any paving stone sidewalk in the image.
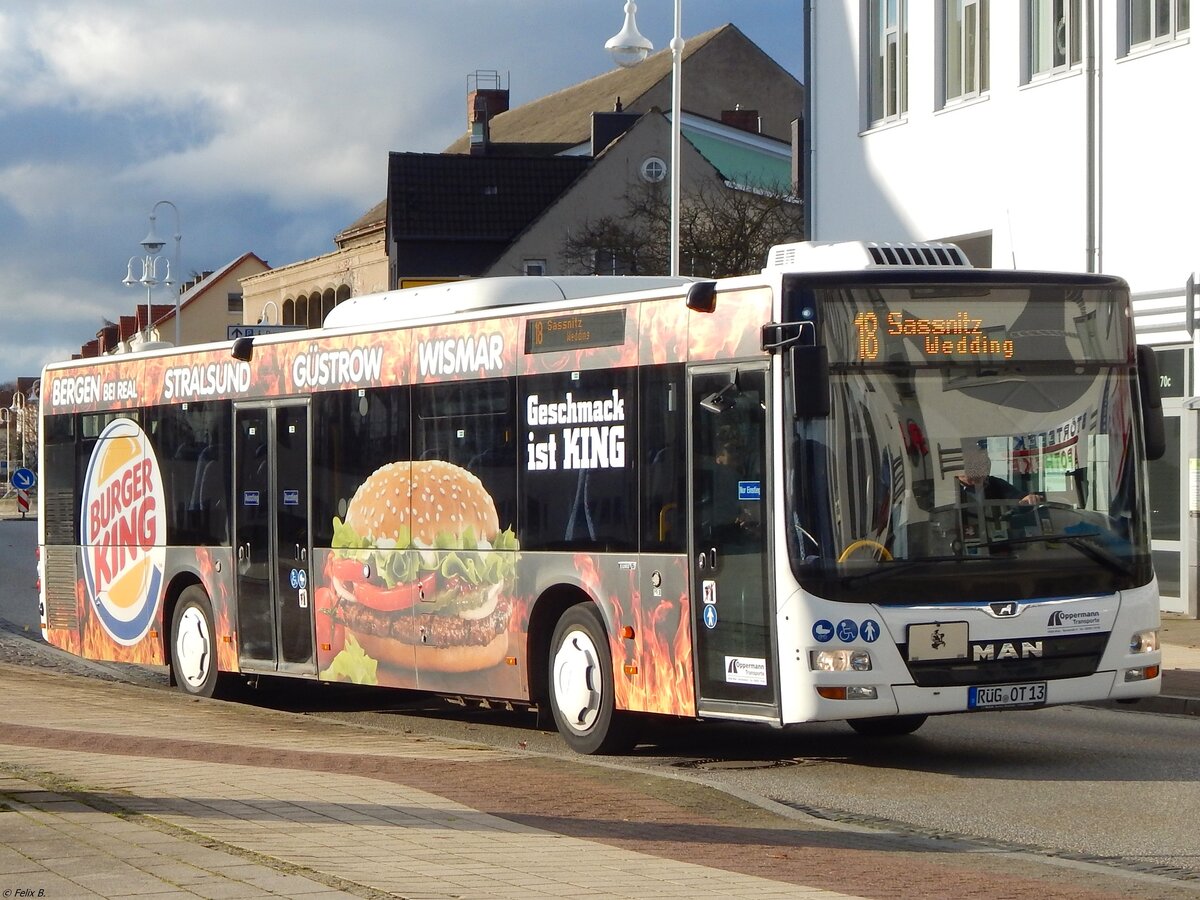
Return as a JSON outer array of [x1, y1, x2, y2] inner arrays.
[[0, 663, 1195, 900]]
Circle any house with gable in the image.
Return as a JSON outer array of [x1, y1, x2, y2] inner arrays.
[[242, 23, 803, 326]]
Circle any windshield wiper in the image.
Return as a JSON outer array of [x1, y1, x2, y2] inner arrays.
[[985, 529, 1134, 577], [838, 553, 973, 586], [837, 528, 1133, 585]]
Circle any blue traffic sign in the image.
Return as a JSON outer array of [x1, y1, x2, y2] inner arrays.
[[702, 604, 718, 629], [10, 468, 35, 491]]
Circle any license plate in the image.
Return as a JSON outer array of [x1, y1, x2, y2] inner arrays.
[[968, 682, 1047, 710]]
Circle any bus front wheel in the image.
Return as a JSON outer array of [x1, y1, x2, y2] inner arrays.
[[171, 586, 222, 699], [548, 604, 638, 755]]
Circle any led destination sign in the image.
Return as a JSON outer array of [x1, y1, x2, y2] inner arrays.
[[811, 286, 1132, 367], [852, 311, 1014, 363], [525, 309, 626, 354]]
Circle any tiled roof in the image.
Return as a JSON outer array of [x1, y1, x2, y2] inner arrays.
[[387, 153, 590, 275], [443, 25, 730, 154]]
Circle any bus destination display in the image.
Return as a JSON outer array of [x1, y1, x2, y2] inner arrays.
[[525, 309, 626, 354], [852, 310, 1014, 363]]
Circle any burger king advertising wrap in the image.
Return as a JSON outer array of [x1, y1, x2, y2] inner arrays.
[[42, 289, 772, 713], [81, 418, 167, 648]]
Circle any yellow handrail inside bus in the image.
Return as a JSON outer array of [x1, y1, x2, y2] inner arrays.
[[837, 539, 893, 563]]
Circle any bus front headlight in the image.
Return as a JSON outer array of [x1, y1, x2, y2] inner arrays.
[[810, 649, 872, 672], [1129, 629, 1159, 654]]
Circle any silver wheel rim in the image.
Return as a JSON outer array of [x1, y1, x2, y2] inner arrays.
[[552, 626, 603, 734], [175, 605, 212, 691]]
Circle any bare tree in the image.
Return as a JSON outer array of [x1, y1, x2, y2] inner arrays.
[[562, 179, 803, 278]]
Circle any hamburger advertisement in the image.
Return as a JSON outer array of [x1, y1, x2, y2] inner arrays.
[[317, 459, 519, 687]]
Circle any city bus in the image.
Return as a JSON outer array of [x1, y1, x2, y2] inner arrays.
[[37, 240, 1166, 753]]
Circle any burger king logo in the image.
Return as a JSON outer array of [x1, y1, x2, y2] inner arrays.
[[80, 418, 167, 645]]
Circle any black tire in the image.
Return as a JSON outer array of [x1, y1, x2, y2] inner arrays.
[[170, 586, 223, 699], [847, 714, 928, 737], [547, 603, 639, 755]]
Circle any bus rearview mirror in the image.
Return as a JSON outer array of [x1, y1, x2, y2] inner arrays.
[[1136, 345, 1166, 461], [791, 345, 829, 418]]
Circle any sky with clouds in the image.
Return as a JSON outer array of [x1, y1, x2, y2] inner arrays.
[[0, 1, 803, 386]]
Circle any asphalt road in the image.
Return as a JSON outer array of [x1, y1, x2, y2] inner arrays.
[[2, 517, 1199, 886]]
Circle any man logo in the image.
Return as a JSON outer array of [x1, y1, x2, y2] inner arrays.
[[989, 601, 1020, 617]]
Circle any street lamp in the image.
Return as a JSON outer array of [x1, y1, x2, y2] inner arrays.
[[124, 253, 171, 345], [606, 0, 683, 277], [258, 301, 279, 325], [141, 201, 183, 344]]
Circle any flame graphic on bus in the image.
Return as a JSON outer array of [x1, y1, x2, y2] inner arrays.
[[574, 554, 695, 717]]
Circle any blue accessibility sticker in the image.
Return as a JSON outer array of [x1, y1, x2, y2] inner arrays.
[[812, 619, 834, 642], [836, 619, 859, 642], [859, 619, 881, 643], [703, 604, 719, 629]]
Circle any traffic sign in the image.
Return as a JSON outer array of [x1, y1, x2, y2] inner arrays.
[[227, 324, 305, 340], [10, 468, 35, 491], [16, 489, 28, 518]]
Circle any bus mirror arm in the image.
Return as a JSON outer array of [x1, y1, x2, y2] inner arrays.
[[1136, 345, 1166, 461]]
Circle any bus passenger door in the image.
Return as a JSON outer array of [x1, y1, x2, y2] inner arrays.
[[689, 367, 777, 714], [233, 402, 316, 676]]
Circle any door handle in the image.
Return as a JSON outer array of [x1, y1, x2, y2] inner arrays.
[[237, 543, 249, 562], [697, 548, 718, 570], [295, 544, 307, 562]]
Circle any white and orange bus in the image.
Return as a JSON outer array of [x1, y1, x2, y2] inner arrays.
[[38, 241, 1166, 753]]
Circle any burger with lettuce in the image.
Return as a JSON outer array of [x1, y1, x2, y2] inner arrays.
[[325, 459, 518, 672]]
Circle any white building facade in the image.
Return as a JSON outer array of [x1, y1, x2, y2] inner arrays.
[[806, 0, 1198, 614]]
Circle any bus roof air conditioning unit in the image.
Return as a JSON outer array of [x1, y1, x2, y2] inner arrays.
[[765, 240, 971, 273]]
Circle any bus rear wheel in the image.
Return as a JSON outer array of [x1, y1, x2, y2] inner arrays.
[[847, 714, 927, 737], [171, 586, 222, 699], [548, 604, 638, 755]]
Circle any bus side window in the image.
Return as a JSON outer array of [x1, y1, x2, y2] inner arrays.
[[520, 368, 638, 553], [641, 364, 685, 553], [415, 379, 516, 533], [312, 387, 410, 547]]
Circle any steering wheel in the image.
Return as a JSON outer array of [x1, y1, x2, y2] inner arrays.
[[837, 539, 893, 563]]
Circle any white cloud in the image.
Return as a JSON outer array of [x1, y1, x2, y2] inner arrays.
[[0, 0, 802, 381]]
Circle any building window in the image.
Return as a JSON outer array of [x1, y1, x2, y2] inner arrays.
[[1029, 0, 1081, 77], [523, 259, 547, 276], [640, 157, 667, 183], [1127, 0, 1189, 52], [227, 292, 243, 315], [943, 0, 989, 104], [867, 0, 907, 125]]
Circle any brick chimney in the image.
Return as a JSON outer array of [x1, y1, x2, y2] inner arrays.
[[721, 105, 761, 134], [467, 70, 510, 156]]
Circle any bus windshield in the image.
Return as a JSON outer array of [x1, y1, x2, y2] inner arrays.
[[787, 280, 1153, 605]]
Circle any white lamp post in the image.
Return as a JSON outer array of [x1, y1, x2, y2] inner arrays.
[[258, 300, 279, 325], [141, 201, 182, 344], [606, 0, 683, 277], [0, 408, 10, 493], [9, 392, 25, 470]]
